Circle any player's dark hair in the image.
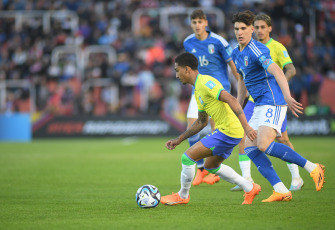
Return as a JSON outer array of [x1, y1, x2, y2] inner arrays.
[[232, 10, 255, 26], [175, 52, 198, 70], [255, 14, 272, 27], [191, 9, 207, 20]]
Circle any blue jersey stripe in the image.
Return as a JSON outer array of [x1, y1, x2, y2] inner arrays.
[[211, 33, 229, 47], [249, 42, 262, 57]]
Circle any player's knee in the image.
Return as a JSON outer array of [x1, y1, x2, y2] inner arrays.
[[181, 153, 196, 166], [257, 142, 270, 152], [204, 161, 220, 170], [277, 137, 288, 146], [205, 165, 220, 174]]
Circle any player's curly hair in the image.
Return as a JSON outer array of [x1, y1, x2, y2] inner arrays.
[[255, 14, 272, 27], [175, 52, 198, 70], [191, 9, 207, 20], [232, 10, 255, 26]]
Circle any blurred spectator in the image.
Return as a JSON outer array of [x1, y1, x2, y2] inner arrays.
[[0, 0, 334, 117]]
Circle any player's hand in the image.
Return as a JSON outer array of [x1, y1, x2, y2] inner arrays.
[[165, 138, 181, 150], [285, 96, 303, 117], [245, 127, 257, 142]]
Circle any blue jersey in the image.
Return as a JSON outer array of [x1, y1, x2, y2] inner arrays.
[[184, 31, 233, 93], [231, 38, 287, 106]]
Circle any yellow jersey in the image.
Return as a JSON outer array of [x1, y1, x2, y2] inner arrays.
[[248, 38, 292, 102], [195, 74, 244, 138], [265, 38, 293, 69]]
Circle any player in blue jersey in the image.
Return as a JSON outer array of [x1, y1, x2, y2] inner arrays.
[[183, 9, 240, 186], [231, 10, 325, 202], [231, 13, 304, 192]]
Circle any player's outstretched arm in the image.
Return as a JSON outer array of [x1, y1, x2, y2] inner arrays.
[[237, 74, 248, 106], [267, 63, 303, 117], [228, 60, 240, 81], [165, 111, 208, 150], [219, 90, 257, 141]]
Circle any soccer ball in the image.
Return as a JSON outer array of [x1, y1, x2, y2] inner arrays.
[[136, 184, 160, 208]]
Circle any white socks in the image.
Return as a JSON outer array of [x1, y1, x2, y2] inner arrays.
[[303, 161, 317, 173], [179, 163, 256, 198], [178, 164, 196, 199], [239, 160, 251, 178], [287, 163, 301, 179], [216, 164, 253, 192], [273, 182, 290, 193]]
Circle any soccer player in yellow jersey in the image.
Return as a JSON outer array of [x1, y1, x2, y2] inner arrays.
[[160, 52, 261, 206], [231, 13, 304, 192]]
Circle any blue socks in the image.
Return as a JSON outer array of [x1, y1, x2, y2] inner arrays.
[[188, 133, 203, 167], [265, 142, 307, 167], [245, 146, 281, 186]]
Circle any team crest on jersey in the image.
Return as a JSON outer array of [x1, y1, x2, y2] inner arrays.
[[244, 56, 248, 66], [205, 80, 216, 89], [198, 96, 204, 105], [208, 44, 215, 54]]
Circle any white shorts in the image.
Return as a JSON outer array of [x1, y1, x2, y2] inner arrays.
[[249, 105, 287, 137], [186, 94, 198, 119]]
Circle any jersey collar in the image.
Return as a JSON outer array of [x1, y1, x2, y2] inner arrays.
[[265, 38, 273, 46], [194, 74, 200, 87], [239, 38, 254, 51]]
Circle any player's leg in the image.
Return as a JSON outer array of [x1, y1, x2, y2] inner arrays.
[[276, 117, 304, 191], [202, 130, 261, 204], [201, 119, 221, 185], [257, 106, 325, 192], [231, 99, 254, 191], [186, 94, 207, 185], [245, 105, 292, 202], [204, 155, 261, 205], [160, 141, 213, 205]]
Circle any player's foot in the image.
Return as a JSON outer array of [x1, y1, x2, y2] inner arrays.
[[310, 163, 325, 191], [231, 177, 253, 191], [203, 173, 220, 185], [262, 191, 292, 202], [242, 183, 261, 205], [192, 169, 208, 186], [160, 192, 190, 206], [289, 177, 304, 191]]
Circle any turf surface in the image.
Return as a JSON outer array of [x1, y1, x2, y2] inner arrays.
[[0, 137, 334, 229]]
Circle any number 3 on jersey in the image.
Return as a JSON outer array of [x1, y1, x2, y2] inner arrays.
[[199, 55, 209, 66]]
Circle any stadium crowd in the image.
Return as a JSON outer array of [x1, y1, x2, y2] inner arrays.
[[0, 0, 334, 118]]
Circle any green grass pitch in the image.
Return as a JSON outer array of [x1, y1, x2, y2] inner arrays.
[[0, 136, 334, 229]]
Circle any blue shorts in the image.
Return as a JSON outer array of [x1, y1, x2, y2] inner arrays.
[[200, 129, 242, 159], [244, 100, 255, 122], [244, 100, 288, 133], [281, 115, 287, 133]]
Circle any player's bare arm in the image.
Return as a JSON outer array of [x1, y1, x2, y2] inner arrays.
[[228, 60, 240, 81], [283, 63, 296, 81], [165, 111, 208, 150], [237, 74, 248, 106], [219, 90, 257, 141], [267, 63, 303, 117]]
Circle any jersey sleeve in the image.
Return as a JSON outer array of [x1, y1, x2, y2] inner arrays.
[[183, 40, 190, 52], [256, 45, 274, 70], [217, 37, 232, 63], [204, 77, 225, 100], [275, 43, 293, 68]]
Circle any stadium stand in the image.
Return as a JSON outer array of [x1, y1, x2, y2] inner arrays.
[[0, 0, 334, 117]]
